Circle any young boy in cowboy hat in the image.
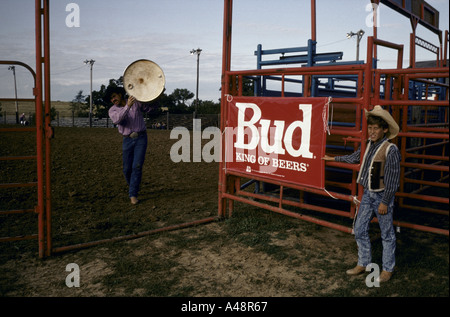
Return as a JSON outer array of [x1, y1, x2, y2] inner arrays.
[[323, 105, 401, 283]]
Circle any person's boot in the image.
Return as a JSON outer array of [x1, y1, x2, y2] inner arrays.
[[130, 197, 139, 205], [346, 265, 366, 275], [376, 270, 393, 283]]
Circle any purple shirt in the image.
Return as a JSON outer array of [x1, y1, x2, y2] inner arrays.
[[108, 100, 154, 136]]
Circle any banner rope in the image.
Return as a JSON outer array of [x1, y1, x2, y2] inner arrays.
[[323, 190, 360, 235], [323, 97, 336, 201], [351, 196, 361, 235], [322, 96, 333, 135], [323, 188, 338, 200]]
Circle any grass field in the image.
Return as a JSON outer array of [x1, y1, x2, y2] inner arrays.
[[0, 126, 448, 301]]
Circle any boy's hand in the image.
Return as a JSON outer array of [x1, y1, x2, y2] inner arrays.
[[378, 202, 388, 215]]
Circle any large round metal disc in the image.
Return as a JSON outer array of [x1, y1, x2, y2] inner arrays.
[[123, 59, 165, 102]]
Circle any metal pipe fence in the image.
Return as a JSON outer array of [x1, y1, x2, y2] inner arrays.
[[1, 112, 221, 129]]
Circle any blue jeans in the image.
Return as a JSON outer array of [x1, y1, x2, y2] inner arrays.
[[354, 190, 396, 272], [122, 132, 148, 198]]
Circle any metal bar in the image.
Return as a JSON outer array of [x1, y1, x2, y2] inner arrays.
[[0, 209, 36, 215], [399, 203, 448, 216], [376, 99, 448, 106], [328, 128, 362, 138], [218, 0, 233, 218], [325, 180, 353, 190], [226, 66, 367, 77], [311, 0, 316, 42], [410, 123, 450, 128], [325, 161, 361, 172], [0, 61, 36, 81], [43, 0, 52, 257], [397, 131, 449, 139], [374, 67, 449, 76], [0, 128, 36, 133], [255, 46, 310, 56], [373, 67, 449, 77], [406, 140, 448, 152], [415, 35, 439, 54], [0, 156, 37, 161], [0, 234, 38, 243], [52, 217, 218, 254], [410, 77, 449, 88], [0, 98, 37, 102], [395, 191, 448, 204], [406, 153, 449, 161], [227, 170, 354, 202], [35, 0, 45, 259], [236, 189, 351, 219], [222, 192, 353, 234], [402, 161, 448, 172], [406, 127, 449, 133], [392, 221, 448, 236], [0, 182, 38, 189], [373, 36, 404, 51], [404, 177, 449, 188]]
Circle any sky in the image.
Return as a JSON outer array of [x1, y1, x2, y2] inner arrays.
[[0, 0, 448, 104]]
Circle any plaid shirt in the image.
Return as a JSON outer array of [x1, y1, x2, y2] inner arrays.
[[335, 137, 401, 205]]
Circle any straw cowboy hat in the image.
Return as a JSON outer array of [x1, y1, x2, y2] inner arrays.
[[365, 105, 399, 139]]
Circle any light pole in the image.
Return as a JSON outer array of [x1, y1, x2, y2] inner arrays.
[[190, 48, 202, 116], [8, 66, 19, 124], [346, 29, 365, 61], [84, 59, 95, 127]]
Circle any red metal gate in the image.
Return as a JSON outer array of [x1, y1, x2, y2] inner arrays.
[[0, 0, 52, 258], [218, 0, 449, 236]]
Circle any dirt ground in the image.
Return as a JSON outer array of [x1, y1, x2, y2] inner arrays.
[[0, 126, 448, 303]]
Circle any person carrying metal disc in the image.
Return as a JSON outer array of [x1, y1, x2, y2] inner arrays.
[[104, 60, 165, 205], [105, 86, 155, 205]]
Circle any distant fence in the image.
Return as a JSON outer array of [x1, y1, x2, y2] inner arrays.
[[1, 112, 37, 126], [1, 111, 220, 130], [147, 113, 221, 130]]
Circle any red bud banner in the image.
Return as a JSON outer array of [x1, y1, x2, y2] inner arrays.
[[225, 96, 330, 189]]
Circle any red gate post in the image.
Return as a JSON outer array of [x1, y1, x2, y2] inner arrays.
[[34, 0, 46, 258]]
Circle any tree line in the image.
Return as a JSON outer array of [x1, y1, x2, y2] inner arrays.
[[69, 76, 222, 119]]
